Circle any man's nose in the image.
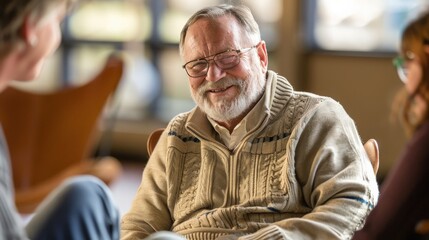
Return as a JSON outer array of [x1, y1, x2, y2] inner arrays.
[[205, 61, 226, 82]]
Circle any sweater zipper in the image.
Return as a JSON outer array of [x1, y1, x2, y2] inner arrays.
[[228, 152, 238, 206]]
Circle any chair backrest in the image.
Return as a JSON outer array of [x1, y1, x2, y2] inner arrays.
[[146, 133, 429, 236], [146, 131, 381, 175], [149, 131, 429, 236], [0, 53, 124, 191], [363, 138, 379, 174], [147, 128, 165, 156]]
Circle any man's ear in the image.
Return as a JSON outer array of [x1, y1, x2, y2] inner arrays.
[[21, 15, 38, 46], [256, 40, 268, 73]]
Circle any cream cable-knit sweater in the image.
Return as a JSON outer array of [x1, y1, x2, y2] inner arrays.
[[121, 71, 379, 240]]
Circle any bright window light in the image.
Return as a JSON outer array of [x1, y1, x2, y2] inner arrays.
[[313, 0, 429, 52]]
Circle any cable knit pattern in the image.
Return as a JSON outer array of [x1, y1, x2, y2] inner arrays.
[[121, 70, 379, 240]]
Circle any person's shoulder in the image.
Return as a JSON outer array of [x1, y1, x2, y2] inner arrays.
[[168, 108, 194, 124], [293, 92, 350, 120], [293, 91, 344, 111], [165, 107, 197, 134], [411, 120, 429, 143]]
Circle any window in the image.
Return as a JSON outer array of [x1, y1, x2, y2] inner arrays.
[[43, 0, 282, 122], [307, 0, 429, 52]]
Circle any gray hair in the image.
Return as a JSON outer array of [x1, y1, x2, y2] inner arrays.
[[179, 4, 261, 56], [0, 0, 77, 56]]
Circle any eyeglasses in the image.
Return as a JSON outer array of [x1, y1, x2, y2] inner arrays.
[[392, 39, 429, 83], [182, 43, 259, 78], [392, 51, 415, 83]]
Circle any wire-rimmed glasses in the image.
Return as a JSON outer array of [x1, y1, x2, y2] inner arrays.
[[182, 43, 259, 78]]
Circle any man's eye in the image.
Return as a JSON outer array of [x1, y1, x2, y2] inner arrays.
[[218, 54, 236, 64], [189, 61, 207, 70]]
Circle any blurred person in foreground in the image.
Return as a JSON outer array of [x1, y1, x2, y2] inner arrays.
[[121, 4, 378, 240], [352, 10, 429, 240], [0, 0, 119, 239]]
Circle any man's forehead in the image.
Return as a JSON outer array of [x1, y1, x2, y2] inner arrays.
[[183, 17, 244, 56]]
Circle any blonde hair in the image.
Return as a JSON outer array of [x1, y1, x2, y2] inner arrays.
[[0, 0, 77, 57], [393, 10, 429, 137]]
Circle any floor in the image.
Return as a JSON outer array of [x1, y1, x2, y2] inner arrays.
[[109, 161, 145, 216]]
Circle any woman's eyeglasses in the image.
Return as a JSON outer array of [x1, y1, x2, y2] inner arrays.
[[392, 51, 415, 83], [393, 39, 429, 83]]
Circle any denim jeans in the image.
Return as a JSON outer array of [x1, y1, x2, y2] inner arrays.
[[25, 175, 120, 240]]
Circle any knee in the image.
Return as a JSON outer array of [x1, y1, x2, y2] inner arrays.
[[59, 175, 114, 208], [63, 175, 105, 192], [63, 175, 103, 194], [28, 176, 120, 240]]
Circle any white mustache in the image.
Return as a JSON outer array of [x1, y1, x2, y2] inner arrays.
[[198, 78, 242, 95]]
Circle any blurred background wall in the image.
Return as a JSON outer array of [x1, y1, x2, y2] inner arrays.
[[10, 0, 429, 182]]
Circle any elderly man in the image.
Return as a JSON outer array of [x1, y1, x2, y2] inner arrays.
[[121, 4, 378, 240]]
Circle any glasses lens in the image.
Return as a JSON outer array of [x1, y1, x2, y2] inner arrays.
[[214, 52, 240, 69], [396, 67, 407, 83], [185, 60, 208, 77], [183, 48, 245, 77], [392, 56, 407, 83]]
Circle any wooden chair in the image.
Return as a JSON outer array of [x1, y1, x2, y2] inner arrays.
[[147, 129, 381, 175], [147, 129, 380, 169], [147, 131, 429, 235], [147, 128, 165, 156], [363, 138, 379, 175], [0, 53, 124, 213]]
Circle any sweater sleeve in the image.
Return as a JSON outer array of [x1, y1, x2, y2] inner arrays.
[[120, 129, 173, 239], [0, 129, 28, 240], [240, 99, 379, 240]]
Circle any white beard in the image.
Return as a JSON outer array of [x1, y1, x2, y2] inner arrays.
[[191, 72, 265, 123]]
